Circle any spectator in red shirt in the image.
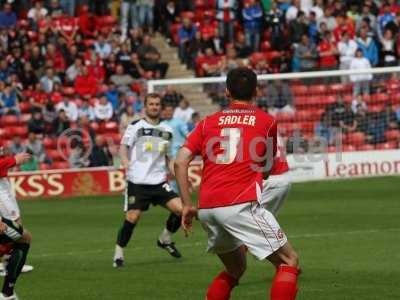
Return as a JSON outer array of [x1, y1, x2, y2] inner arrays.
[[333, 14, 355, 43], [57, 14, 78, 45], [77, 5, 96, 37], [201, 47, 222, 77], [46, 44, 66, 74], [74, 66, 98, 97], [318, 31, 338, 71]]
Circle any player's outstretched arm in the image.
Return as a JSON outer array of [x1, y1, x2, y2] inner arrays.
[[14, 153, 31, 165], [174, 147, 196, 236]]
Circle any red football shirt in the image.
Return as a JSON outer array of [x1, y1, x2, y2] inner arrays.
[[184, 102, 277, 209], [0, 156, 16, 178], [269, 137, 289, 176]]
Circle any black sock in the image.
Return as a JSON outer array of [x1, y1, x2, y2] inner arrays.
[[117, 220, 136, 248], [2, 243, 30, 296], [166, 213, 181, 234]]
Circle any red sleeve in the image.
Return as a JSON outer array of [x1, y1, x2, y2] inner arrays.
[[0, 157, 16, 172], [183, 119, 205, 155]]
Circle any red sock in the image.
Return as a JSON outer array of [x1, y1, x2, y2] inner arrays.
[[206, 271, 238, 300], [270, 265, 299, 300]]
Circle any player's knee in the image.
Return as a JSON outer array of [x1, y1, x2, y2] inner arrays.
[[285, 250, 299, 268], [125, 210, 141, 224]]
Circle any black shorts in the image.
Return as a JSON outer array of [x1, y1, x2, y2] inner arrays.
[[0, 217, 23, 244], [124, 181, 179, 212]]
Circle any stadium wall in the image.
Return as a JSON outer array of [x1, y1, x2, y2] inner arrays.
[[9, 150, 400, 200]]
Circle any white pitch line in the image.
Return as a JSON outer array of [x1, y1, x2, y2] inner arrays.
[[30, 228, 400, 259]]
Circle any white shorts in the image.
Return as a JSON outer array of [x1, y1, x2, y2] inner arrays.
[[198, 201, 288, 260], [0, 178, 20, 221], [261, 174, 291, 216]]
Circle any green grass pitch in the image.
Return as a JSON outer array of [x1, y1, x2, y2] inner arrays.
[[14, 177, 400, 299]]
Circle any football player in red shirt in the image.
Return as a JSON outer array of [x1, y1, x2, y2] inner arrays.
[[0, 151, 33, 299], [175, 68, 300, 300]]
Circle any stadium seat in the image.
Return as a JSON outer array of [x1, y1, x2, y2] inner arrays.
[[390, 92, 400, 105], [19, 102, 31, 113], [1, 115, 19, 126], [329, 83, 351, 94], [357, 144, 375, 151], [371, 93, 389, 104], [299, 122, 314, 133], [10, 127, 28, 138], [43, 137, 58, 150], [368, 105, 385, 112], [385, 130, 400, 141], [47, 150, 65, 162], [345, 132, 365, 146], [63, 86, 75, 96], [343, 94, 353, 103], [291, 85, 308, 96], [343, 145, 356, 152], [308, 84, 327, 95], [52, 162, 70, 169], [320, 95, 336, 106], [376, 142, 398, 150], [275, 112, 294, 122], [294, 96, 309, 108]]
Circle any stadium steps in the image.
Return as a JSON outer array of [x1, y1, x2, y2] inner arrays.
[[152, 34, 219, 116]]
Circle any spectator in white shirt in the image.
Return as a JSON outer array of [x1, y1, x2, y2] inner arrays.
[[350, 49, 373, 96], [27, 1, 48, 23], [286, 0, 300, 23], [94, 96, 114, 121], [94, 35, 112, 59], [310, 0, 324, 20], [66, 58, 83, 83], [40, 68, 61, 93], [78, 100, 95, 121], [173, 99, 194, 123], [56, 97, 79, 122], [337, 31, 358, 83]]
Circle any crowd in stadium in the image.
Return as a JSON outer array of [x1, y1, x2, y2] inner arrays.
[[0, 0, 400, 171]]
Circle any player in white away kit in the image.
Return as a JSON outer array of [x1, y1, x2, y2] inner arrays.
[[113, 93, 184, 267], [0, 147, 34, 277], [261, 137, 291, 215]]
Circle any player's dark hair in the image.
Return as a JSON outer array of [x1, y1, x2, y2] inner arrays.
[[226, 67, 257, 101], [144, 93, 162, 105]]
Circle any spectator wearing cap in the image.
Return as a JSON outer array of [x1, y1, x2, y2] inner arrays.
[[356, 27, 378, 66], [242, 0, 263, 52], [56, 96, 78, 122], [74, 66, 98, 97], [137, 35, 169, 78], [216, 0, 237, 43], [0, 3, 16, 28], [178, 17, 197, 65], [94, 95, 114, 122], [40, 67, 61, 93], [349, 49, 373, 96]]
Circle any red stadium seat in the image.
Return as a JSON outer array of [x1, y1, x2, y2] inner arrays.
[[371, 93, 389, 104], [368, 105, 384, 112], [19, 102, 31, 113], [291, 85, 308, 96], [52, 162, 70, 169], [1, 115, 19, 126], [275, 112, 294, 122], [279, 123, 298, 137], [343, 145, 356, 152], [47, 149, 65, 162], [43, 137, 57, 150], [10, 127, 28, 138], [329, 83, 351, 94], [308, 84, 328, 95], [20, 114, 31, 123], [345, 132, 365, 146], [343, 94, 353, 103], [357, 144, 375, 151], [385, 130, 400, 141], [390, 92, 400, 105], [320, 95, 336, 106], [376, 142, 398, 150]]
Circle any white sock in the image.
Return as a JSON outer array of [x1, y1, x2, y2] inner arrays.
[[114, 245, 124, 260], [158, 228, 173, 244]]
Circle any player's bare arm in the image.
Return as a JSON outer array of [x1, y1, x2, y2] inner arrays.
[[119, 145, 130, 169], [14, 153, 32, 166], [174, 147, 197, 235]]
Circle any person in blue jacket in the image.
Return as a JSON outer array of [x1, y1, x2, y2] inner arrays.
[[356, 27, 378, 66], [242, 0, 263, 51]]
